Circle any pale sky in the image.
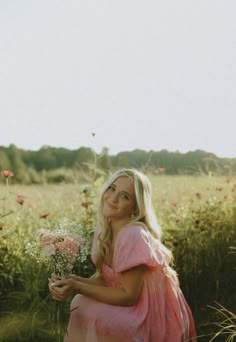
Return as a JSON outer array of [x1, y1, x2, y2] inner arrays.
[[0, 1, 235, 158]]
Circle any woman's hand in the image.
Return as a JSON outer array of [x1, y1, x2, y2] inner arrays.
[[49, 273, 61, 285], [49, 276, 77, 301]]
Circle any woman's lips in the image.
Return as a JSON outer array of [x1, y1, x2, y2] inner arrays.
[[107, 202, 117, 210]]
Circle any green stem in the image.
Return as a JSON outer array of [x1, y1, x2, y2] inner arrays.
[[6, 177, 9, 198], [55, 301, 64, 342]]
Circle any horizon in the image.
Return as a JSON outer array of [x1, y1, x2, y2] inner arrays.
[[0, 142, 234, 160]]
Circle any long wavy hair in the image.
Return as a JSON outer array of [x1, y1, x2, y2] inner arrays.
[[94, 168, 178, 282]]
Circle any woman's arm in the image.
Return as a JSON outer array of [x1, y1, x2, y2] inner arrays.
[[50, 265, 146, 306], [70, 272, 105, 286], [49, 272, 105, 288]]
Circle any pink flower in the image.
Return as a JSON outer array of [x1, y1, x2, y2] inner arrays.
[[73, 236, 85, 246], [81, 202, 89, 209], [1, 170, 14, 178], [40, 212, 50, 219], [55, 239, 79, 256], [158, 168, 166, 173], [42, 244, 56, 256], [41, 234, 55, 246], [17, 198, 24, 205], [17, 193, 24, 198]]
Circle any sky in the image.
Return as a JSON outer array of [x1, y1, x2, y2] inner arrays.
[[0, 1, 235, 158]]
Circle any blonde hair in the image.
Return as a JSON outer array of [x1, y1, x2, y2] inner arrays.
[[95, 168, 178, 282]]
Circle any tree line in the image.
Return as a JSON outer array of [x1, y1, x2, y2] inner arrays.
[[0, 144, 235, 184]]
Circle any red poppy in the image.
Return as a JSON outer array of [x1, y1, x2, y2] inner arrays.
[[40, 213, 50, 219], [1, 170, 14, 178]]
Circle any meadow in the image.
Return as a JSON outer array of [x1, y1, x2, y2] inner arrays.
[[0, 174, 235, 341]]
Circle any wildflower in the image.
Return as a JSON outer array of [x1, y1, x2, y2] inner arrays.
[[17, 193, 25, 198], [225, 177, 231, 183], [81, 202, 89, 209], [216, 187, 223, 191], [175, 216, 181, 223], [17, 198, 24, 205], [55, 239, 79, 263], [26, 218, 90, 278], [158, 168, 166, 173], [40, 213, 50, 219], [195, 192, 201, 199], [1, 170, 14, 178]]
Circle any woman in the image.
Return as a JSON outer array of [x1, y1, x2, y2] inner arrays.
[[49, 168, 197, 341]]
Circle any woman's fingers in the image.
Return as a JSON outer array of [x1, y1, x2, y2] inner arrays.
[[51, 273, 61, 281], [51, 278, 68, 288], [48, 277, 74, 302], [51, 286, 66, 301]]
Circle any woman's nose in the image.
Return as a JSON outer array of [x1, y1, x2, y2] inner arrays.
[[111, 192, 119, 203]]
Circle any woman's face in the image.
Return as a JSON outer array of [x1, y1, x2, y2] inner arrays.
[[102, 176, 137, 224]]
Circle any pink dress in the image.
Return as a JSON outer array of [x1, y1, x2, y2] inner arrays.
[[64, 225, 197, 342]]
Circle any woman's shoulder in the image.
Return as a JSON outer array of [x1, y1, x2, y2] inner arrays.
[[117, 223, 151, 245], [113, 223, 166, 272]]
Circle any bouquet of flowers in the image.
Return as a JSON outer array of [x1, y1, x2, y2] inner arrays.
[[26, 218, 90, 278], [25, 218, 90, 341]]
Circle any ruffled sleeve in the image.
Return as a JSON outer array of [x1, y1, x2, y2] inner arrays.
[[113, 225, 165, 273]]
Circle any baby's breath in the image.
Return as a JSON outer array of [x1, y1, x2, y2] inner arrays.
[[25, 218, 90, 278]]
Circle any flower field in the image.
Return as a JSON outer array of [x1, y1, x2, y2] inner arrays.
[[0, 174, 235, 341]]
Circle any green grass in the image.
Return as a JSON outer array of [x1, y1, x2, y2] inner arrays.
[[0, 175, 235, 341]]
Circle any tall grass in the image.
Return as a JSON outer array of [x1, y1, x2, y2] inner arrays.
[[0, 175, 235, 341]]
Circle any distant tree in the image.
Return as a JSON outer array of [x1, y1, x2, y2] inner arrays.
[[0, 144, 235, 183], [97, 147, 111, 171], [73, 147, 94, 169], [0, 150, 12, 171], [6, 144, 27, 182]]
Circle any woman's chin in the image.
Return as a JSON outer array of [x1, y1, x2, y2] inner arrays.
[[102, 209, 113, 218]]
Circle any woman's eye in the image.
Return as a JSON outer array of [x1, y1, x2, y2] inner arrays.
[[120, 194, 129, 200]]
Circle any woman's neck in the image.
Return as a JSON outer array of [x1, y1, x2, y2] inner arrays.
[[110, 219, 130, 239]]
